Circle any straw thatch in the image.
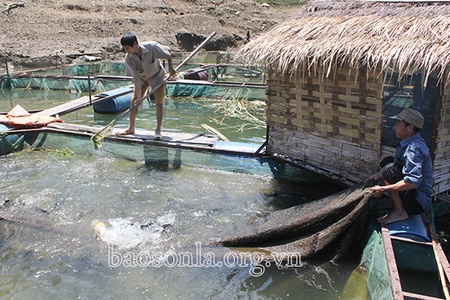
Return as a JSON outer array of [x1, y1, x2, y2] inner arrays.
[[238, 0, 450, 85]]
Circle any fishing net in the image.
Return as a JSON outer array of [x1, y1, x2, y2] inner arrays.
[[0, 76, 128, 93], [0, 63, 128, 93], [165, 83, 265, 100], [210, 181, 375, 261], [166, 82, 213, 98]]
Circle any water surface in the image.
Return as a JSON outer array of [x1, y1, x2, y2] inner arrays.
[[0, 64, 361, 299], [0, 136, 354, 299]]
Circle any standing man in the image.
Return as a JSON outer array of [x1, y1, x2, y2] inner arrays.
[[368, 108, 434, 225], [118, 33, 176, 139]]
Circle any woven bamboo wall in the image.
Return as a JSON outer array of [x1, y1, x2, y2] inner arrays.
[[266, 65, 384, 183], [434, 82, 450, 194]]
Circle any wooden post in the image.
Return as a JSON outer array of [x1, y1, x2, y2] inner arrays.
[[381, 225, 404, 299], [88, 74, 92, 105], [424, 214, 450, 300], [5, 58, 9, 76], [4, 58, 11, 88]]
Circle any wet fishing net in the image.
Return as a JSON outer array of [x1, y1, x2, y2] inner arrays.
[[165, 82, 265, 100], [0, 75, 128, 93], [0, 63, 128, 93], [210, 181, 375, 262]]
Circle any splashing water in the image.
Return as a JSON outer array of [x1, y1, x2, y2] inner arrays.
[[93, 214, 176, 250]]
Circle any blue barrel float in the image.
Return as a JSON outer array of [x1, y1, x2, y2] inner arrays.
[[94, 86, 134, 114], [0, 124, 24, 155]]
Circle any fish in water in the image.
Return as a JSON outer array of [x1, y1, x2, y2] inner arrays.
[[92, 220, 172, 240], [93, 220, 108, 240], [92, 215, 175, 249]]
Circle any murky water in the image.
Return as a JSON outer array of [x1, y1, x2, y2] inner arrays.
[[0, 134, 356, 300], [0, 64, 363, 299]]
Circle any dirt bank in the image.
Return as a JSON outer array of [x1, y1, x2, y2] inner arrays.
[[0, 0, 298, 68]]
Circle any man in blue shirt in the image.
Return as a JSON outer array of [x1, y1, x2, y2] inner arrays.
[[369, 108, 434, 225]]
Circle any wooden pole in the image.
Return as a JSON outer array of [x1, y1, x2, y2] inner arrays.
[[88, 74, 92, 105], [4, 58, 11, 88], [425, 218, 450, 300], [5, 58, 9, 76]]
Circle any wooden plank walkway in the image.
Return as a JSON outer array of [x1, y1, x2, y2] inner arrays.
[[35, 86, 133, 117], [47, 123, 218, 147], [3, 122, 265, 156], [45, 122, 218, 149], [35, 96, 93, 116]]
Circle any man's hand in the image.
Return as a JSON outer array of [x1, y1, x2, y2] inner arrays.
[[370, 185, 385, 198], [168, 67, 177, 77], [131, 98, 143, 110]]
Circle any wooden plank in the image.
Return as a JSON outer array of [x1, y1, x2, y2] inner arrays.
[[46, 123, 218, 146], [435, 241, 450, 287], [389, 235, 432, 246], [423, 214, 450, 300], [381, 225, 404, 300], [4, 122, 270, 157], [36, 86, 134, 117], [437, 193, 450, 203], [35, 96, 93, 116], [436, 183, 450, 195], [114, 128, 218, 146], [403, 291, 444, 300]]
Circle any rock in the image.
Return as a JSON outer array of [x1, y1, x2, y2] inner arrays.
[[175, 32, 241, 51]]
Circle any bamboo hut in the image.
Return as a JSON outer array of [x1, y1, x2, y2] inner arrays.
[[239, 0, 450, 194]]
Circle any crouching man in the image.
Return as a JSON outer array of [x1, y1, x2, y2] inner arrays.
[[367, 108, 433, 225]]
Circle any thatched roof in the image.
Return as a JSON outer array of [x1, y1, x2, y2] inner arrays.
[[238, 0, 450, 85]]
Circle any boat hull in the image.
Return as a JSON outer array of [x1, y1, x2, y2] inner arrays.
[[352, 209, 443, 299], [0, 124, 24, 155]]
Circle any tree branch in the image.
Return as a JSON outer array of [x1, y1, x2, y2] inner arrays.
[[2, 2, 25, 15]]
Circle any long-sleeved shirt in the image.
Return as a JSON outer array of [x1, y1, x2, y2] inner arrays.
[[394, 132, 434, 210]]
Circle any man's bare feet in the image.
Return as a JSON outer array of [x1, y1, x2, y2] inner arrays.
[[154, 131, 162, 140], [377, 210, 409, 225], [116, 128, 135, 135]]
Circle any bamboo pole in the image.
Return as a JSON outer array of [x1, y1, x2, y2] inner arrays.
[[426, 219, 450, 300]]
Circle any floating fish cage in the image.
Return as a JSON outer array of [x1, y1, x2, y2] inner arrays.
[[0, 61, 265, 94]]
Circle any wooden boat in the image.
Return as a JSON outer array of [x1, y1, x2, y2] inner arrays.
[[0, 105, 63, 128], [346, 205, 450, 300], [0, 124, 24, 155], [0, 105, 62, 155]]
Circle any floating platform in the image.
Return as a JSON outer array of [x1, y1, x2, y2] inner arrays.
[[46, 122, 219, 151], [2, 122, 265, 156]]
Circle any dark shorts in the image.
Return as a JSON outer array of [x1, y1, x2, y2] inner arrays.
[[380, 159, 424, 215]]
